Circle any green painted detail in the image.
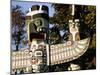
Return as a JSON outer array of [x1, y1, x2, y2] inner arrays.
[[32, 13, 49, 20]]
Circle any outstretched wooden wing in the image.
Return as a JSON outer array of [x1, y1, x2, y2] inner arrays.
[[47, 38, 90, 65]]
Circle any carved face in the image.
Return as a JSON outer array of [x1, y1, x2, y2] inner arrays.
[[29, 19, 43, 33]]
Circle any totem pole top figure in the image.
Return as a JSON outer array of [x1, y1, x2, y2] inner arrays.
[[68, 5, 80, 41], [26, 5, 49, 43]]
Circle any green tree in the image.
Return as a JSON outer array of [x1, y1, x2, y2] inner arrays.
[[49, 26, 61, 44]]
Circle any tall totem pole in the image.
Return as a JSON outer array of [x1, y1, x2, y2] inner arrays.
[[26, 5, 49, 72]]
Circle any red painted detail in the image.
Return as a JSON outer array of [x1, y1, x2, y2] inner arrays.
[[30, 33, 45, 41], [31, 58, 38, 64]]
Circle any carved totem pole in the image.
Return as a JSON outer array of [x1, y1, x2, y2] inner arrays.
[[26, 5, 49, 72]]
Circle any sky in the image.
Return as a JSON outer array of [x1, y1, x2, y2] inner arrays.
[[11, 0, 55, 17]]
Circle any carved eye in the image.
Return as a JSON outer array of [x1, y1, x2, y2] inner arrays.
[[34, 51, 43, 56], [34, 19, 42, 27]]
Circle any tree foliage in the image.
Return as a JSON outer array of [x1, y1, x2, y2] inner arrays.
[[11, 5, 27, 51], [49, 26, 61, 44]]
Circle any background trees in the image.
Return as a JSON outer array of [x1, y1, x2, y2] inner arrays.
[[11, 5, 27, 51]]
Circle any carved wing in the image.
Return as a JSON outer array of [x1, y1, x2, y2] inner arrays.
[[48, 38, 90, 65]]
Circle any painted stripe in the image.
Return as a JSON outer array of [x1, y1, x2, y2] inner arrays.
[[46, 45, 49, 65], [77, 44, 85, 49], [26, 10, 48, 16], [78, 38, 88, 44], [75, 47, 81, 53]]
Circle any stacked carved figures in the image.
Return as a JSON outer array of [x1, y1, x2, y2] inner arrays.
[[26, 5, 49, 73]]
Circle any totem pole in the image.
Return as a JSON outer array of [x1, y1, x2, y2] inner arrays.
[[26, 5, 49, 72]]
